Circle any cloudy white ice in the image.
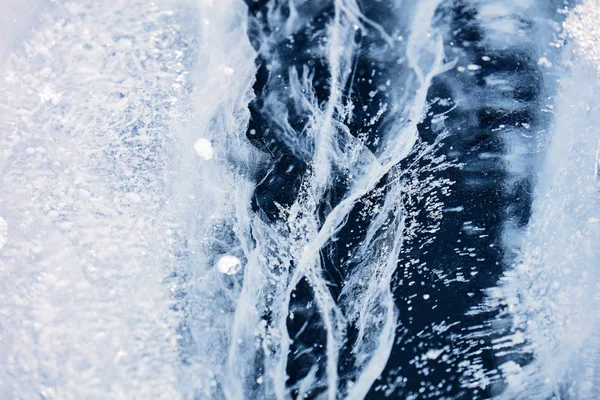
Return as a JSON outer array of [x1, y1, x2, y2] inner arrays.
[[0, 0, 598, 399]]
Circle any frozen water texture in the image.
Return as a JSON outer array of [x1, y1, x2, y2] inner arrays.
[[0, 0, 599, 399], [0, 0, 194, 397], [0, 217, 7, 250]]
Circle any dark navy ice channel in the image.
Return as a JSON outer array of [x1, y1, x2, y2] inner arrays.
[[0, 0, 598, 399], [241, 0, 563, 398]]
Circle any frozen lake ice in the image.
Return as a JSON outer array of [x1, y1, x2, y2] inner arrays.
[[0, 0, 599, 399]]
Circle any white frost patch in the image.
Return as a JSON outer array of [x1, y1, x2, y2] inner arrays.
[[125, 192, 141, 203], [565, 0, 600, 72], [194, 138, 214, 160], [0, 1, 194, 397], [487, 38, 600, 400], [216, 255, 242, 275], [0, 217, 7, 250]]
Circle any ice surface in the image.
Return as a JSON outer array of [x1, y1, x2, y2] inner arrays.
[[0, 0, 598, 399], [0, 217, 7, 250], [0, 0, 194, 397]]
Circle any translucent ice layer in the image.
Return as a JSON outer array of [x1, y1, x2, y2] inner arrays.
[[0, 0, 598, 399]]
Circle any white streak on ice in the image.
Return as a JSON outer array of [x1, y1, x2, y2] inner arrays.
[[166, 0, 261, 398]]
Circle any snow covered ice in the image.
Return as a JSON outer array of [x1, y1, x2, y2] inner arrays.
[[0, 0, 599, 399]]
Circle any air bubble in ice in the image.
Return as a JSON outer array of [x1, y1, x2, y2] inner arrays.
[[216, 255, 242, 275], [194, 138, 214, 160]]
